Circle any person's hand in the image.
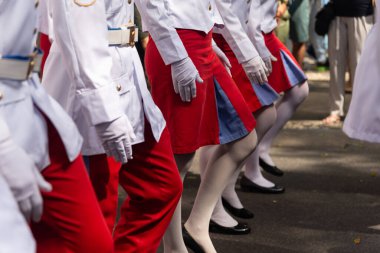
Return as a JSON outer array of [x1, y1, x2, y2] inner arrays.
[[262, 53, 277, 75], [276, 2, 288, 22], [95, 115, 136, 164], [171, 57, 203, 102], [212, 40, 232, 76], [141, 36, 149, 50], [242, 56, 268, 85], [0, 138, 52, 222]]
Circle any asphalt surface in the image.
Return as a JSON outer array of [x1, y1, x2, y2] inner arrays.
[[154, 73, 380, 253]]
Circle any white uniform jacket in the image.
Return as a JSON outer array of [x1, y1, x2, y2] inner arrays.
[[0, 0, 82, 170], [42, 0, 131, 155], [0, 117, 36, 253], [135, 0, 258, 65], [246, 0, 277, 58], [103, 0, 166, 150]]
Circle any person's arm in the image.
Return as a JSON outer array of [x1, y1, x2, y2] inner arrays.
[[135, 0, 203, 102], [247, 0, 277, 73], [215, 0, 268, 84], [49, 0, 123, 126], [49, 0, 135, 163], [134, 0, 188, 65]]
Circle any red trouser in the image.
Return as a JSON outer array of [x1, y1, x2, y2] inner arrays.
[[88, 124, 182, 253], [31, 122, 114, 253]]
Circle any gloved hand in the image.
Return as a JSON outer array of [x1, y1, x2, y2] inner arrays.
[[0, 137, 52, 223], [262, 53, 277, 75], [95, 114, 136, 164], [171, 56, 203, 102], [242, 56, 268, 85], [212, 40, 232, 76]]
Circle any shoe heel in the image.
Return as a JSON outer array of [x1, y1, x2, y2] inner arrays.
[[183, 227, 205, 253]]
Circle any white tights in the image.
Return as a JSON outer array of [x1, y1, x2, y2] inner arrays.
[[209, 82, 309, 227]]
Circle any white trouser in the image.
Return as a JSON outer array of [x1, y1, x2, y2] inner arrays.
[[328, 15, 374, 116], [0, 176, 36, 253]]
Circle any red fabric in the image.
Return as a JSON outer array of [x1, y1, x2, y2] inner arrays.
[[213, 34, 262, 113], [88, 125, 182, 253], [88, 155, 120, 232], [145, 29, 256, 154], [31, 121, 114, 253], [263, 31, 302, 93], [39, 33, 51, 78]]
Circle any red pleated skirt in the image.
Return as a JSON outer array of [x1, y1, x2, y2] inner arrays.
[[145, 30, 256, 154], [264, 32, 307, 93], [213, 34, 279, 113]]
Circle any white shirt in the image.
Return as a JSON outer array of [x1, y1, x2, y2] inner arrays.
[[245, 0, 275, 59], [135, 0, 258, 64], [0, 0, 82, 170], [104, 0, 166, 144]]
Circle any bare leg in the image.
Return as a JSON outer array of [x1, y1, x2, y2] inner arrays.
[[163, 153, 195, 253], [184, 130, 258, 253]]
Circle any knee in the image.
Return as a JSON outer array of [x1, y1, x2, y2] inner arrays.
[[289, 82, 309, 106], [229, 130, 258, 162]]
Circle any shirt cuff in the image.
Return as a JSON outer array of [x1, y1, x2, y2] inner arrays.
[[230, 37, 259, 63], [76, 85, 124, 126]]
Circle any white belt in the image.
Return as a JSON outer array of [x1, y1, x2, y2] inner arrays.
[[0, 53, 42, 81], [108, 25, 139, 47]]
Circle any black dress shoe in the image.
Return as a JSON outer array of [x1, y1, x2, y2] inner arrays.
[[221, 197, 254, 219], [259, 158, 284, 176], [240, 176, 285, 194], [209, 220, 251, 235], [182, 227, 205, 253]]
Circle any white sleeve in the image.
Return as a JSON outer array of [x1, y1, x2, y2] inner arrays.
[[246, 0, 271, 59], [215, 0, 259, 63], [0, 116, 11, 144], [135, 0, 188, 65], [49, 0, 124, 125]]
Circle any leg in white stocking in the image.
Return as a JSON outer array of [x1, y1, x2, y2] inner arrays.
[[199, 147, 238, 227], [163, 153, 196, 253], [259, 83, 309, 166], [185, 130, 258, 253], [244, 105, 278, 187]]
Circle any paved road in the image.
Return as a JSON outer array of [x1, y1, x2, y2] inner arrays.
[[155, 76, 380, 253]]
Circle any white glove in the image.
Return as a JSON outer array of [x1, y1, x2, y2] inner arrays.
[[0, 137, 52, 223], [171, 57, 203, 102], [212, 40, 232, 76], [242, 56, 269, 85], [262, 53, 277, 75], [95, 115, 136, 164]]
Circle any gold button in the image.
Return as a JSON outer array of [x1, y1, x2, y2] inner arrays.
[[128, 0, 132, 4], [208, 4, 212, 11], [116, 84, 122, 92], [0, 92, 3, 100]]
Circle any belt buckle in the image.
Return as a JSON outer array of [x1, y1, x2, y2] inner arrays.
[[26, 52, 37, 79], [128, 25, 136, 48]]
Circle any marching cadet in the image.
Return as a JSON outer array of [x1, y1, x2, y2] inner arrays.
[[40, 0, 182, 252], [211, 0, 309, 233], [0, 117, 38, 253], [200, 0, 282, 234], [135, 0, 276, 251], [0, 0, 115, 252], [242, 0, 309, 187]]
